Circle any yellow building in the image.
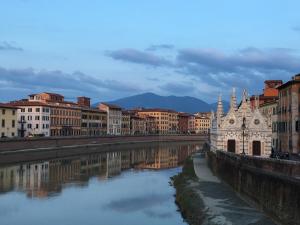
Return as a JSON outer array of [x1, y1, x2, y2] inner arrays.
[[0, 103, 18, 138], [195, 116, 211, 134], [137, 109, 178, 134]]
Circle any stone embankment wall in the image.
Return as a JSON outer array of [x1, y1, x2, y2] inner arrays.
[[0, 135, 207, 152], [207, 150, 300, 225]]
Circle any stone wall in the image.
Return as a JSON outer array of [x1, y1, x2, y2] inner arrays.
[[0, 135, 207, 152], [207, 150, 300, 225]]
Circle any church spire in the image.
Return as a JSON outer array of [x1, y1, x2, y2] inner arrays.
[[230, 87, 237, 111], [216, 94, 224, 118], [242, 89, 247, 103]]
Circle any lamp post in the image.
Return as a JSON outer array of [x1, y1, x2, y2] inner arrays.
[[241, 117, 246, 155]]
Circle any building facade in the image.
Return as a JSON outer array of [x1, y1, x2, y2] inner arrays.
[[137, 109, 178, 134], [210, 89, 272, 157], [121, 111, 131, 135], [99, 103, 122, 135], [195, 116, 211, 134], [0, 104, 18, 138], [81, 108, 107, 136], [277, 74, 300, 154], [259, 101, 279, 150], [9, 101, 50, 137], [130, 116, 146, 135], [178, 113, 189, 134]]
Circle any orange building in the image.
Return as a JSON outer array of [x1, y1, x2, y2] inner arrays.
[[250, 80, 283, 109], [277, 74, 300, 154]]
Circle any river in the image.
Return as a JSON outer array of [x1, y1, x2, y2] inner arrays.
[[0, 142, 276, 225], [0, 141, 201, 225]]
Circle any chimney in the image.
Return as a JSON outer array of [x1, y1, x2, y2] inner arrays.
[[77, 96, 90, 108]]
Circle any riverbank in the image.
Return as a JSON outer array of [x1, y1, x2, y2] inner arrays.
[[172, 153, 277, 225], [171, 156, 205, 225], [0, 134, 207, 153]]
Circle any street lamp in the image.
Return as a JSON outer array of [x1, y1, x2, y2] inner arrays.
[[241, 117, 246, 155]]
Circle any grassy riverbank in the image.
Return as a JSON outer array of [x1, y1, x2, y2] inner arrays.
[[171, 156, 205, 225]]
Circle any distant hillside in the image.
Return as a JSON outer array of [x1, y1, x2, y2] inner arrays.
[[94, 93, 229, 114]]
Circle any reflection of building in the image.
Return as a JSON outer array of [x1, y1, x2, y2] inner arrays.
[[99, 103, 122, 135], [141, 147, 178, 169], [210, 89, 272, 157], [0, 165, 19, 193], [0, 103, 18, 138], [277, 75, 300, 153], [106, 152, 122, 177]]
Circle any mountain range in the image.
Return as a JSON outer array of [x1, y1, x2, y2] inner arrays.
[[94, 93, 229, 114]]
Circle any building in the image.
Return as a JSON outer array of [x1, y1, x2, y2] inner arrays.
[[178, 113, 189, 134], [277, 74, 300, 154], [210, 89, 272, 157], [81, 108, 107, 136], [0, 103, 18, 138], [195, 116, 211, 134], [130, 115, 146, 135], [11, 93, 82, 137], [188, 115, 195, 134], [9, 101, 50, 137], [137, 108, 178, 134], [99, 103, 122, 135], [259, 100, 279, 150], [250, 80, 283, 109], [121, 111, 131, 135]]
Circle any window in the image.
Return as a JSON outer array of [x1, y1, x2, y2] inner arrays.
[[1, 119, 5, 128], [35, 116, 40, 120], [36, 124, 39, 129], [21, 108, 25, 112], [27, 124, 32, 129], [2, 109, 5, 115], [36, 108, 40, 112], [11, 132, 15, 137], [12, 120, 15, 128], [12, 110, 15, 115], [28, 116, 32, 120], [28, 108, 32, 112]]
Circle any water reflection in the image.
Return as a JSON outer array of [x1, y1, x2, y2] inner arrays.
[[0, 143, 200, 199]]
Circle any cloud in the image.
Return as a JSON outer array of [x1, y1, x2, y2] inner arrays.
[[106, 48, 172, 67], [104, 194, 170, 213], [146, 44, 174, 51], [0, 41, 23, 51], [292, 26, 300, 32], [0, 67, 140, 102]]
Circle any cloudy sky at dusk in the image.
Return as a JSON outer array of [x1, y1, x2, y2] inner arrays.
[[1, 0, 300, 103]]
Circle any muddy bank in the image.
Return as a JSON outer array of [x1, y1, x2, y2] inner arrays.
[[172, 154, 277, 225]]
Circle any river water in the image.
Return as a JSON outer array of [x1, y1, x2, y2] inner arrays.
[[0, 142, 276, 225], [0, 142, 201, 225]]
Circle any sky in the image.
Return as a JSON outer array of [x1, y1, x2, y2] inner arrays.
[[0, 0, 300, 103]]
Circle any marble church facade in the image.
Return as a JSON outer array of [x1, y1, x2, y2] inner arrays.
[[210, 89, 272, 157]]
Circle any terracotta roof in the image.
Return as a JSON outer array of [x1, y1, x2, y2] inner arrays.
[[8, 101, 48, 107], [0, 103, 19, 109], [137, 108, 178, 113], [81, 107, 107, 113], [100, 103, 122, 110], [277, 77, 300, 90]]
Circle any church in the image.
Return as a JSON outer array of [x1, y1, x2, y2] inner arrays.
[[210, 89, 272, 157]]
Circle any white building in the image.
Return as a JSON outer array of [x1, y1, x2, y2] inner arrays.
[[10, 101, 51, 137], [99, 103, 122, 135], [210, 89, 272, 157]]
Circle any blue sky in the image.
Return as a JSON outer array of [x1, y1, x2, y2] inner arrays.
[[0, 0, 299, 103]]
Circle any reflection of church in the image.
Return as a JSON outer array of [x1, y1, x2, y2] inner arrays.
[[210, 89, 272, 157]]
